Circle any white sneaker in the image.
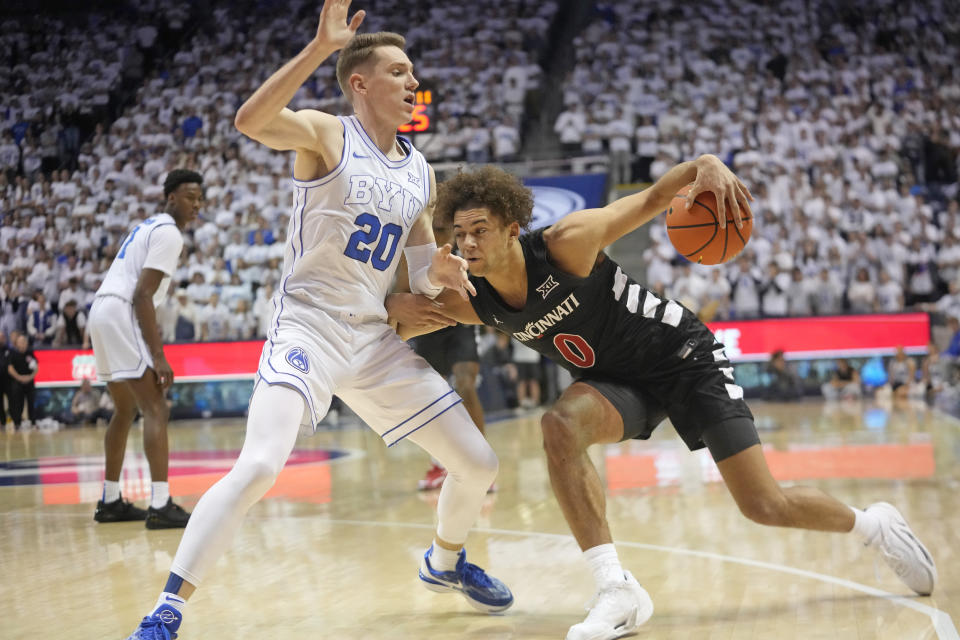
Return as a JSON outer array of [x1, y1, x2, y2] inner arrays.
[[566, 571, 654, 640], [866, 502, 936, 595]]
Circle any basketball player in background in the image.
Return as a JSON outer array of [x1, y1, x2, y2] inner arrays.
[[394, 215, 489, 492], [89, 169, 201, 529], [391, 164, 936, 640], [125, 3, 511, 638]]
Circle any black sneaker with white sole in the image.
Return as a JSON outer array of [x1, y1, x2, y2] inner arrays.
[[94, 496, 148, 523], [145, 498, 191, 529]]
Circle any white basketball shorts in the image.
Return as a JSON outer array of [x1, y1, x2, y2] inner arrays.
[[257, 295, 461, 447], [88, 295, 155, 382]]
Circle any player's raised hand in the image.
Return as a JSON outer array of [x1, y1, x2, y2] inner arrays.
[[686, 154, 754, 230], [316, 0, 365, 50], [428, 244, 478, 300]]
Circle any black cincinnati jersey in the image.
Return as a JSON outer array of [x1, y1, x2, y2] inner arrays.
[[468, 228, 700, 385]]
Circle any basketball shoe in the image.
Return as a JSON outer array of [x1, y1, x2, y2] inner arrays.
[[864, 502, 936, 595], [94, 495, 147, 523], [125, 603, 183, 639], [418, 545, 514, 612], [145, 498, 191, 529], [418, 463, 447, 490], [566, 571, 654, 640]]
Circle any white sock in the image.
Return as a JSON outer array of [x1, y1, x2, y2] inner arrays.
[[430, 541, 461, 572], [151, 482, 170, 509], [851, 506, 880, 544], [102, 480, 121, 503], [584, 543, 625, 591], [154, 592, 186, 614]]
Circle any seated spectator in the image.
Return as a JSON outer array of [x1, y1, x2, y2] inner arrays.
[[66, 378, 111, 426], [173, 289, 198, 342], [942, 316, 960, 359], [232, 298, 257, 340], [847, 267, 877, 313], [887, 346, 917, 401], [765, 350, 802, 401], [875, 270, 904, 313], [251, 281, 276, 339], [821, 359, 862, 400], [26, 291, 57, 345], [99, 385, 115, 420], [52, 300, 88, 348], [198, 292, 232, 341], [916, 344, 949, 403]]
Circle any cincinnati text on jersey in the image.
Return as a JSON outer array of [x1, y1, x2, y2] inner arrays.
[[512, 292, 581, 342]]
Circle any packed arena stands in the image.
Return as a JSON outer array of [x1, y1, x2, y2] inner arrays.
[[1, 0, 959, 416]]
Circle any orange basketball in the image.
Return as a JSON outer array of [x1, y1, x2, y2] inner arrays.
[[666, 185, 752, 265]]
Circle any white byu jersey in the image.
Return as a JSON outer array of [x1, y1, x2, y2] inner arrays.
[[279, 115, 431, 320], [96, 212, 183, 307]]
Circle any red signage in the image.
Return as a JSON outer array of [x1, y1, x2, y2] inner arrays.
[[705, 313, 930, 362], [35, 341, 265, 387], [33, 313, 930, 386]]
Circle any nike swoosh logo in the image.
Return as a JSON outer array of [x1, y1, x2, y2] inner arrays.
[[352, 152, 369, 159]]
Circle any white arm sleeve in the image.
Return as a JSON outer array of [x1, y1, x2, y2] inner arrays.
[[403, 242, 443, 299]]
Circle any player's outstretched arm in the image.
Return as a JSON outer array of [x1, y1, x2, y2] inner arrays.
[[545, 154, 753, 275], [234, 0, 365, 152]]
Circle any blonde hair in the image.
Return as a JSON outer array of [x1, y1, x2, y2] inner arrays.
[[335, 32, 406, 100]]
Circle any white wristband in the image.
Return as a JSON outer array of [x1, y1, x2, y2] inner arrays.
[[404, 243, 444, 299]]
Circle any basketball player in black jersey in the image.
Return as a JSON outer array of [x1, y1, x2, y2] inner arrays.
[[387, 159, 936, 640]]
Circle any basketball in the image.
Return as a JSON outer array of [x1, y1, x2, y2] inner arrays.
[[666, 185, 752, 265]]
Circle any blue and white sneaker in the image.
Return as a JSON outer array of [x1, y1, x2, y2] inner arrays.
[[418, 545, 514, 613], [125, 603, 183, 640]]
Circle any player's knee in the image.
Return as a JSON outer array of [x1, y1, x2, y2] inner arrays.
[[738, 493, 788, 526], [236, 457, 283, 495], [141, 398, 169, 423], [541, 409, 583, 460]]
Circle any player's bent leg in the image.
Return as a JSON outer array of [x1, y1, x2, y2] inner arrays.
[[406, 403, 512, 612], [708, 424, 936, 595], [96, 381, 147, 523], [169, 382, 304, 586], [125, 370, 190, 528], [543, 384, 654, 640], [541, 383, 623, 551], [125, 370, 171, 482], [708, 431, 855, 531], [126, 383, 305, 640]]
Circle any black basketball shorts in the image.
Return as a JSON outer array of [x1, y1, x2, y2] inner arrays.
[[579, 322, 759, 463], [410, 324, 479, 378]]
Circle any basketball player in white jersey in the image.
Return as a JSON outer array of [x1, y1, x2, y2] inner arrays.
[[89, 169, 201, 530], [125, 3, 512, 638]]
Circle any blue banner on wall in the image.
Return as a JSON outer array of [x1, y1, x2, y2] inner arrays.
[[523, 173, 607, 231]]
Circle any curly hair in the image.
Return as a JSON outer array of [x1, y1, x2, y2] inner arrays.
[[435, 166, 534, 230]]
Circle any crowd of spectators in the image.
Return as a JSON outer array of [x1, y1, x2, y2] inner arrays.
[[557, 0, 959, 323], [0, 0, 554, 348], [3, 0, 960, 422]]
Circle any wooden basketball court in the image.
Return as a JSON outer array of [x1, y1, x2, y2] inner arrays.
[[2, 400, 957, 639]]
